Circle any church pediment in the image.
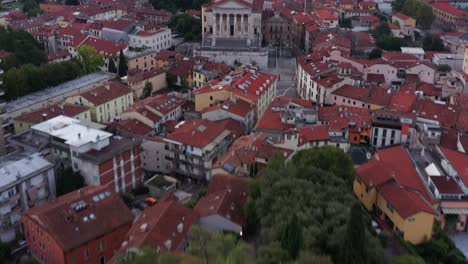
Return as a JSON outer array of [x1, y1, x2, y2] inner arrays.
[[211, 0, 253, 9]]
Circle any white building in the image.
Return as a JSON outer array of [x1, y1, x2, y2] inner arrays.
[[401, 47, 425, 60], [128, 28, 172, 51], [0, 152, 54, 242], [433, 53, 464, 71], [195, 0, 268, 68]]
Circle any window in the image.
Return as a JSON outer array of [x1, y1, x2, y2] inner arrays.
[[84, 248, 89, 259], [97, 239, 106, 252], [100, 256, 105, 264]]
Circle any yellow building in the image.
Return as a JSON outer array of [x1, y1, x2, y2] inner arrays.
[[66, 81, 133, 123], [354, 150, 436, 245], [14, 103, 91, 133], [194, 67, 277, 119]]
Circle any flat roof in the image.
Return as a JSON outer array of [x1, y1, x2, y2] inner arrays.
[[0, 152, 53, 188], [401, 47, 425, 54], [32, 115, 112, 148], [5, 72, 116, 116]]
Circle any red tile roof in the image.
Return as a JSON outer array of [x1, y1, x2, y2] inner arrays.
[[127, 68, 165, 83], [431, 3, 468, 17], [256, 96, 315, 132], [47, 50, 71, 61], [318, 105, 372, 130], [78, 80, 132, 106], [356, 160, 393, 187], [377, 181, 436, 218], [139, 94, 187, 116], [15, 103, 89, 124], [429, 176, 463, 195], [123, 199, 198, 251], [287, 125, 330, 146], [204, 0, 253, 8], [439, 147, 468, 186], [315, 8, 337, 20], [393, 12, 411, 21], [382, 52, 418, 62], [214, 133, 292, 175], [166, 119, 231, 148], [112, 119, 153, 136], [412, 99, 458, 126], [202, 99, 254, 118], [195, 175, 249, 226], [23, 186, 133, 251], [376, 146, 434, 203], [388, 92, 417, 112], [79, 37, 128, 59]]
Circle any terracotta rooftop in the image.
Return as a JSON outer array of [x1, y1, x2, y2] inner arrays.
[[195, 175, 249, 226], [439, 147, 468, 186], [165, 119, 231, 148], [15, 103, 89, 124], [23, 186, 134, 251], [123, 199, 198, 251], [78, 80, 132, 106]]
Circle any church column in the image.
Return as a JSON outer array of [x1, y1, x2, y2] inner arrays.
[[234, 14, 237, 37], [240, 14, 244, 37], [219, 14, 223, 36], [213, 13, 217, 36]]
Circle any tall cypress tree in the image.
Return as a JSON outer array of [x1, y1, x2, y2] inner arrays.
[[281, 214, 303, 259], [108, 58, 117, 73], [118, 50, 127, 77], [340, 203, 367, 264]]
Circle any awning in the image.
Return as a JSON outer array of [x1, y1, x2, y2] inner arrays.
[[441, 207, 468, 215]]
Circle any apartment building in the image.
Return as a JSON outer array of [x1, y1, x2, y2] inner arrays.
[[22, 186, 133, 264], [0, 152, 54, 242], [128, 28, 172, 51], [66, 81, 133, 123], [14, 103, 91, 133], [194, 67, 277, 120], [32, 116, 143, 193], [163, 119, 235, 181], [353, 146, 436, 244], [371, 109, 417, 148]]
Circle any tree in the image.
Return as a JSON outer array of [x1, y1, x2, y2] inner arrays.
[[0, 242, 11, 262], [56, 166, 85, 196], [118, 50, 127, 77], [170, 14, 202, 41], [392, 255, 425, 264], [117, 247, 182, 264], [422, 34, 445, 51], [76, 45, 104, 74], [340, 203, 367, 264], [187, 225, 254, 264], [142, 82, 153, 99], [108, 58, 117, 73], [280, 214, 303, 259], [392, 0, 405, 12], [292, 147, 356, 184], [437, 64, 451, 72], [23, 0, 42, 16], [0, 28, 47, 66], [64, 0, 80, 5], [296, 252, 333, 264], [368, 48, 383, 59]]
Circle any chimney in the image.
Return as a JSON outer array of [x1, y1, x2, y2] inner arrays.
[[42, 113, 48, 121], [105, 84, 110, 90]]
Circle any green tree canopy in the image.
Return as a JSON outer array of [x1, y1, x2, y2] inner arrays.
[[187, 225, 255, 264], [170, 14, 202, 41], [292, 146, 356, 184], [0, 28, 46, 66], [2, 59, 81, 100], [249, 151, 384, 264], [118, 50, 127, 77], [76, 45, 104, 74], [56, 165, 85, 196], [340, 203, 367, 264], [369, 48, 383, 59], [280, 214, 303, 259], [117, 247, 182, 264], [23, 0, 42, 16], [422, 34, 446, 51], [392, 255, 425, 264], [108, 58, 117, 73], [142, 82, 153, 99]]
